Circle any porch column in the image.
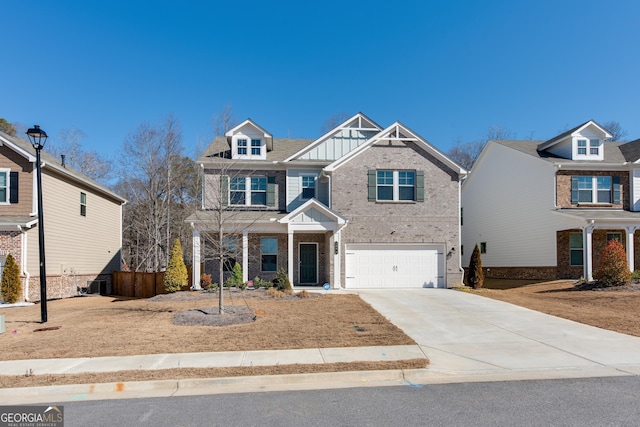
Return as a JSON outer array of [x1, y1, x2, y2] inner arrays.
[[191, 227, 201, 290], [288, 230, 294, 286], [332, 230, 341, 289], [242, 230, 249, 283], [583, 224, 595, 281], [626, 226, 637, 273]]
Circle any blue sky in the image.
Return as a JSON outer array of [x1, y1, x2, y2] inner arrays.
[[4, 1, 640, 161]]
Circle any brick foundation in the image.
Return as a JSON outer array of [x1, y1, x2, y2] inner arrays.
[[24, 274, 112, 302], [465, 266, 557, 281]]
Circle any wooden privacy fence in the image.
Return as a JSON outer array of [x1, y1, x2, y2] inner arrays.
[[112, 267, 193, 298]]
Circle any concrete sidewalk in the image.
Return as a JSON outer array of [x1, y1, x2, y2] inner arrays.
[[3, 288, 640, 404]]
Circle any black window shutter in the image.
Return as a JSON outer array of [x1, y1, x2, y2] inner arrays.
[[9, 172, 18, 203], [267, 176, 276, 207], [416, 170, 424, 202], [613, 176, 621, 204], [221, 175, 229, 206], [571, 176, 578, 204], [367, 170, 376, 202]]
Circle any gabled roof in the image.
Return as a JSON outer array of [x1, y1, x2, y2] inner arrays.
[[324, 121, 466, 174], [225, 119, 272, 138], [495, 139, 629, 165], [198, 136, 313, 164], [0, 131, 126, 204], [537, 120, 612, 151], [283, 112, 382, 162], [279, 198, 347, 225]]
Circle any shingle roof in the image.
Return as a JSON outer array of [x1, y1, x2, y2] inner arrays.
[[495, 139, 629, 165], [0, 131, 126, 203], [198, 136, 314, 164], [619, 139, 640, 163]]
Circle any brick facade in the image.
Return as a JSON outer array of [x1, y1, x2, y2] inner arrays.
[[331, 140, 463, 287], [556, 170, 628, 209]]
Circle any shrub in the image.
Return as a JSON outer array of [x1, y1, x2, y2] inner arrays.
[[631, 270, 640, 282], [252, 276, 273, 288], [163, 238, 188, 293], [296, 290, 311, 298], [272, 268, 291, 291], [224, 262, 244, 288], [265, 287, 284, 298], [204, 282, 219, 292], [593, 239, 631, 287], [466, 244, 484, 289], [1, 254, 21, 303]]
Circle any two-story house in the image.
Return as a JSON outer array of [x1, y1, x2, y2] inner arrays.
[[188, 113, 466, 289], [461, 120, 640, 281], [0, 130, 126, 302]]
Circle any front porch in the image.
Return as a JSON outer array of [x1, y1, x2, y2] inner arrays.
[[555, 210, 640, 280], [189, 199, 347, 289]]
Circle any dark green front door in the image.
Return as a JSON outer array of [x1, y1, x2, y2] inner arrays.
[[299, 244, 317, 284]]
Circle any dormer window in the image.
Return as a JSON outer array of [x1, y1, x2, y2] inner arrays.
[[251, 139, 261, 155], [237, 139, 247, 155], [577, 139, 587, 155], [590, 139, 599, 155]]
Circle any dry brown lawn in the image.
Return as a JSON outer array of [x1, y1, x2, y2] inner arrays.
[[467, 280, 640, 337], [0, 289, 422, 387]]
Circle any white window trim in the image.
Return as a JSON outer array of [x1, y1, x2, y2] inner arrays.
[[569, 232, 583, 266], [299, 174, 317, 201], [229, 176, 267, 206], [574, 137, 603, 160], [0, 168, 10, 205], [232, 135, 266, 160], [376, 170, 415, 202], [576, 176, 612, 204]]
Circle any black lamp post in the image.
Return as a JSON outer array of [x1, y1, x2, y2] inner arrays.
[[26, 125, 48, 323]]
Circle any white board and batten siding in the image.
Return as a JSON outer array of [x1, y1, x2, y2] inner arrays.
[[345, 244, 445, 288], [286, 169, 329, 211], [298, 128, 377, 161]]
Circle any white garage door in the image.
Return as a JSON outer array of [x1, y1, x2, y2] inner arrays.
[[345, 244, 444, 289]]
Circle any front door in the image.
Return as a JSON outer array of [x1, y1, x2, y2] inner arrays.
[[299, 243, 317, 284]]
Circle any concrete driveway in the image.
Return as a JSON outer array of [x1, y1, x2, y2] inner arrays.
[[357, 288, 640, 382]]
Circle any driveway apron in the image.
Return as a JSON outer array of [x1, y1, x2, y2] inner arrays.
[[357, 289, 640, 380]]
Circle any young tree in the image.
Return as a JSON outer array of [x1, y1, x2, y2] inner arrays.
[[466, 244, 484, 289], [593, 239, 631, 287], [1, 254, 21, 303], [163, 238, 188, 292]]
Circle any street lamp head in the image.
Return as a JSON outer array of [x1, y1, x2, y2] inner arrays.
[[26, 125, 48, 150]]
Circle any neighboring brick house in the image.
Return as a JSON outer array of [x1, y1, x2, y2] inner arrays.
[[188, 113, 466, 289], [461, 120, 640, 281], [0, 130, 126, 302]]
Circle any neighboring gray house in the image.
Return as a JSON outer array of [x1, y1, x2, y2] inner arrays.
[[0, 130, 126, 301], [188, 113, 466, 289]]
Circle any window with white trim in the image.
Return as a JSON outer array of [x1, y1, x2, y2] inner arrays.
[[572, 176, 613, 203], [251, 139, 261, 155], [301, 175, 316, 199], [570, 232, 583, 266], [589, 139, 599, 155], [261, 237, 278, 272], [80, 192, 87, 216], [376, 170, 415, 201], [230, 177, 267, 206], [577, 139, 587, 155], [237, 139, 247, 155]]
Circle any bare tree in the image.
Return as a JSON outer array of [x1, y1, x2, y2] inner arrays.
[[46, 127, 113, 183], [321, 112, 352, 133], [602, 121, 628, 142], [212, 105, 237, 137], [118, 114, 191, 272], [0, 118, 16, 136], [448, 125, 512, 170]]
